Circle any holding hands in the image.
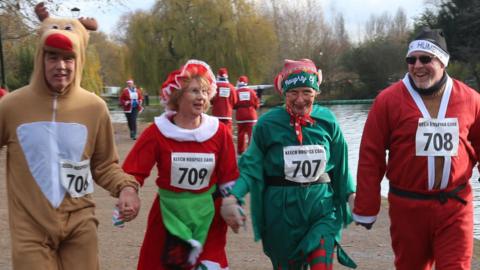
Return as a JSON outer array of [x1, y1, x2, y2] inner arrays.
[[221, 195, 246, 233], [116, 186, 141, 222], [349, 192, 374, 230]]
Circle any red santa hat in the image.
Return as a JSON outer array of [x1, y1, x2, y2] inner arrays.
[[160, 59, 217, 105], [236, 75, 249, 88], [217, 67, 228, 79]]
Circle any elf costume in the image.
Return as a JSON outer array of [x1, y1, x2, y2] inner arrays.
[[229, 59, 357, 269]]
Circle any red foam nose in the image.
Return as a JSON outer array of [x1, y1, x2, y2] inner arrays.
[[45, 33, 73, 51]]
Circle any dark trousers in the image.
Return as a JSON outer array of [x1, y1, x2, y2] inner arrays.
[[125, 107, 139, 138]]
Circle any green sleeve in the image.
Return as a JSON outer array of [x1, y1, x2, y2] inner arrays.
[[231, 136, 264, 202], [329, 116, 356, 228], [230, 124, 267, 241]]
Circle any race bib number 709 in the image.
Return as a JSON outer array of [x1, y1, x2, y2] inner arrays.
[[170, 152, 215, 190]]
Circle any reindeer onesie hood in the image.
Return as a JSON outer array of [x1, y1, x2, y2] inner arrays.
[[30, 4, 93, 95], [0, 4, 138, 260]]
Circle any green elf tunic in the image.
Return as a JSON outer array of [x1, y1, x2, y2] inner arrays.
[[231, 105, 357, 269]]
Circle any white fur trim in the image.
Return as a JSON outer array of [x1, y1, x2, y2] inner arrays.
[[161, 60, 217, 105], [352, 213, 377, 224], [154, 112, 219, 142], [236, 120, 257, 124], [407, 40, 450, 67], [236, 82, 248, 88], [219, 181, 236, 197], [188, 239, 203, 265], [197, 260, 229, 270]]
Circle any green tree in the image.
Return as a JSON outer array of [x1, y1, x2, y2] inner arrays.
[[343, 38, 407, 98], [6, 43, 35, 90], [342, 8, 410, 98], [420, 0, 480, 88], [89, 32, 128, 87], [82, 46, 103, 94], [230, 0, 278, 83], [122, 0, 277, 94]]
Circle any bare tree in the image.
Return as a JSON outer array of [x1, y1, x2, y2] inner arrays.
[[0, 0, 123, 34]]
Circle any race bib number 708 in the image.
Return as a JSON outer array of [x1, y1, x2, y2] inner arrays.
[[415, 118, 459, 156]]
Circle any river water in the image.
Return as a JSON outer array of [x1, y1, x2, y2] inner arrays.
[[111, 103, 480, 239]]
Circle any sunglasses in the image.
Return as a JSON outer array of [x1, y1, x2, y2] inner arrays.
[[405, 55, 435, 65]]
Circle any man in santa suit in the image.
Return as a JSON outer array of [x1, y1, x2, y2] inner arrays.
[[119, 79, 144, 140], [353, 27, 480, 270], [234, 75, 259, 155], [211, 67, 237, 133]]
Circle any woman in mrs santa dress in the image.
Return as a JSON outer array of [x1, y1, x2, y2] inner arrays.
[[122, 59, 239, 270]]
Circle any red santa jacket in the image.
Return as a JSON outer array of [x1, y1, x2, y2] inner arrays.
[[354, 77, 480, 220], [119, 87, 144, 113], [234, 86, 259, 123], [211, 81, 237, 120]]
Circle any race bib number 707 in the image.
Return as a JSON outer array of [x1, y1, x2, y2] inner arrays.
[[283, 145, 327, 183]]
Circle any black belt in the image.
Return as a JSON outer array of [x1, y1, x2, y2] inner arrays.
[[265, 173, 331, 187], [389, 183, 467, 205]]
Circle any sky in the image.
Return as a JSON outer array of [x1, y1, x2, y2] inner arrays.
[[56, 0, 431, 40]]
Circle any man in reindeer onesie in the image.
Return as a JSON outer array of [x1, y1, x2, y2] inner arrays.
[[0, 3, 140, 269]]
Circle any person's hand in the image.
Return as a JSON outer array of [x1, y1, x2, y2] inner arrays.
[[356, 221, 374, 230], [349, 193, 374, 229], [220, 195, 246, 233], [125, 100, 131, 105], [116, 186, 140, 222], [348, 193, 356, 211]]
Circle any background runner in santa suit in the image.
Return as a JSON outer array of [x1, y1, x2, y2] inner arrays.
[[0, 3, 140, 270], [234, 75, 260, 155], [221, 59, 357, 270], [353, 27, 480, 270], [119, 79, 144, 140], [210, 67, 237, 133], [122, 59, 239, 270]]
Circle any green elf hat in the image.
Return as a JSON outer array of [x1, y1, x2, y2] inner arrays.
[[274, 59, 322, 95]]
